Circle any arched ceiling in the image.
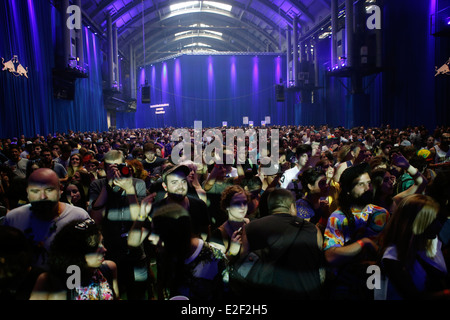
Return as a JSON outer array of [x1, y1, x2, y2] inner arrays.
[[81, 0, 341, 65]]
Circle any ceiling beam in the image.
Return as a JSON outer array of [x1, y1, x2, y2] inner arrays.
[[120, 9, 279, 53]]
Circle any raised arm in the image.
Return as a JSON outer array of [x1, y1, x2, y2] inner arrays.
[[127, 193, 156, 247], [391, 153, 428, 204]]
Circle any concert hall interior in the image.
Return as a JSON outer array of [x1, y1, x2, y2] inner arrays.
[[0, 0, 449, 135], [1, 0, 450, 304]]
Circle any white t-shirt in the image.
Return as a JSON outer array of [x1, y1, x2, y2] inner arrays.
[[280, 166, 301, 190], [434, 145, 450, 163]]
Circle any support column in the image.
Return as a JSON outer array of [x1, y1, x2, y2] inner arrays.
[[331, 0, 338, 69], [107, 14, 114, 89], [286, 27, 291, 86], [75, 0, 84, 71], [293, 16, 299, 87], [113, 23, 119, 90], [130, 44, 136, 99], [345, 0, 354, 68], [305, 40, 311, 62], [313, 38, 319, 87], [62, 0, 71, 67]]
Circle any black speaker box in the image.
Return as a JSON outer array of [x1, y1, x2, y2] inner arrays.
[[142, 86, 150, 104]]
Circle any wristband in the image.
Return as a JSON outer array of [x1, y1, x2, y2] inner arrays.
[[357, 239, 364, 248], [411, 170, 421, 179]]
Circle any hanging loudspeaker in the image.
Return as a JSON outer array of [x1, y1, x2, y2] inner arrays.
[[275, 85, 285, 102], [142, 86, 150, 104]]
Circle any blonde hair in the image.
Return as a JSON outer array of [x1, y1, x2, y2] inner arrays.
[[337, 145, 351, 162], [380, 194, 440, 263], [104, 150, 124, 163], [410, 195, 440, 258]]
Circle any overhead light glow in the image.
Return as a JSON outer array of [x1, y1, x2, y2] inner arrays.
[[175, 30, 223, 38], [170, 1, 199, 12], [170, 1, 231, 12], [190, 23, 211, 28], [205, 30, 222, 37], [203, 1, 232, 11], [184, 42, 211, 48], [150, 103, 170, 108], [175, 31, 191, 37]]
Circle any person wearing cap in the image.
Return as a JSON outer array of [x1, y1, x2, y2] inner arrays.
[[323, 162, 389, 299], [157, 164, 210, 239], [88, 150, 149, 300], [128, 164, 210, 248]]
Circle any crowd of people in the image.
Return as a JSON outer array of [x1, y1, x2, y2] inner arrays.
[[0, 124, 449, 300]]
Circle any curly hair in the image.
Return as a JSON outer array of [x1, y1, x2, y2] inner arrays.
[[220, 185, 250, 211], [126, 159, 149, 180]]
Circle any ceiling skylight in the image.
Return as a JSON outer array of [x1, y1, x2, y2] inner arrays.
[[184, 42, 212, 48], [169, 1, 232, 12], [170, 1, 199, 12], [203, 1, 232, 12]]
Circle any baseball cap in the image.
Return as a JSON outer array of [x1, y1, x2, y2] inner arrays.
[[162, 164, 190, 181], [400, 140, 411, 147]]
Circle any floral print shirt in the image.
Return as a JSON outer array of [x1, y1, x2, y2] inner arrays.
[[70, 269, 114, 300], [323, 204, 389, 251]]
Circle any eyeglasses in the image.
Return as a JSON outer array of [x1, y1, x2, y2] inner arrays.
[[75, 218, 95, 230]]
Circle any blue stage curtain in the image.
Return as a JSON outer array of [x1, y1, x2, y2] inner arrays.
[[0, 0, 107, 139], [127, 54, 288, 129], [381, 0, 444, 130], [53, 27, 108, 134]]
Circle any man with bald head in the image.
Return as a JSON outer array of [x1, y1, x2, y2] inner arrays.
[[4, 168, 90, 270]]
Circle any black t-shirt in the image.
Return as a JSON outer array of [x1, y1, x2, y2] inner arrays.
[[243, 214, 323, 299], [141, 157, 166, 175], [148, 196, 210, 237]]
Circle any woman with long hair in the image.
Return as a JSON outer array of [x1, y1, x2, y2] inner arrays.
[[67, 153, 82, 181], [376, 194, 449, 299], [30, 218, 119, 300], [60, 181, 88, 211]]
